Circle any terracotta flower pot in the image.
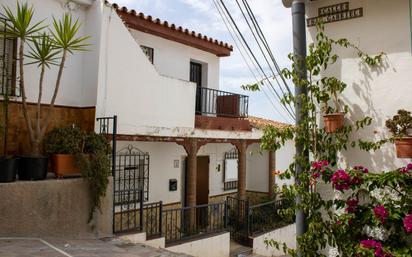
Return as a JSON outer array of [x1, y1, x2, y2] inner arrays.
[[395, 137, 412, 158], [51, 154, 80, 178], [323, 113, 345, 133]]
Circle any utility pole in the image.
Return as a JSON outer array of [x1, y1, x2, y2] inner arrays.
[[283, 0, 308, 255]]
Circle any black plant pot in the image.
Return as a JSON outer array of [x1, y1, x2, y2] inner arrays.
[[0, 158, 18, 183], [18, 156, 48, 181]]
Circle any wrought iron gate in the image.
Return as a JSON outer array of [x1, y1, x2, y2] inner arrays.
[[113, 144, 150, 234], [227, 196, 251, 246]]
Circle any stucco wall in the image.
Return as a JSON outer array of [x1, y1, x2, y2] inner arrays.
[[118, 141, 290, 205], [167, 232, 230, 257], [252, 223, 296, 257], [307, 0, 412, 171], [0, 177, 113, 239], [1, 0, 96, 107], [130, 30, 221, 90], [94, 4, 197, 133]]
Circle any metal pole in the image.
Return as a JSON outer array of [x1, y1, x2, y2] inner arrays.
[[291, 0, 308, 255], [112, 115, 117, 177]]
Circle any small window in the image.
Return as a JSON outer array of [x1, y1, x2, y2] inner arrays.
[[224, 148, 238, 191], [140, 45, 154, 64], [0, 18, 17, 96]]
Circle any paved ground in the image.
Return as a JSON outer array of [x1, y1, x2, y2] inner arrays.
[[0, 237, 191, 257]]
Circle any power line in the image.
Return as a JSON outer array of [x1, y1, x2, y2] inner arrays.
[[212, 0, 292, 122], [242, 0, 293, 96], [218, 0, 295, 120]]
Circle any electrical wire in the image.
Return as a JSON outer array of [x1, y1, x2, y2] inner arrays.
[[218, 0, 296, 120], [212, 0, 292, 122]]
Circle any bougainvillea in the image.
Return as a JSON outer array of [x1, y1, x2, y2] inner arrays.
[[246, 23, 410, 257]]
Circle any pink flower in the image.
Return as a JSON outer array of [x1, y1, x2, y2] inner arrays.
[[331, 169, 351, 191], [360, 239, 382, 249], [373, 205, 389, 223], [312, 172, 320, 179], [354, 165, 369, 173], [400, 163, 412, 173], [403, 214, 412, 233], [345, 199, 359, 213], [311, 160, 328, 170]]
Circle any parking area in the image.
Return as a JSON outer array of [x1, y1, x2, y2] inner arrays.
[[0, 237, 191, 257]]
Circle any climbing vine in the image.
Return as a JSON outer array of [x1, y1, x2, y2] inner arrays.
[[244, 23, 411, 256]]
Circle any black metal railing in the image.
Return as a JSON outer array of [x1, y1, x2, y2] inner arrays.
[[196, 87, 249, 118], [227, 196, 251, 245], [96, 116, 117, 176], [142, 201, 162, 239], [224, 181, 238, 191], [0, 17, 19, 97], [114, 188, 144, 234], [248, 198, 294, 236], [162, 202, 227, 245]]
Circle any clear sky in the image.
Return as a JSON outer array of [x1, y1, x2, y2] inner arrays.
[[112, 0, 294, 124]]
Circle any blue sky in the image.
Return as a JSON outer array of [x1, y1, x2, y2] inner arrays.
[[113, 0, 294, 124]]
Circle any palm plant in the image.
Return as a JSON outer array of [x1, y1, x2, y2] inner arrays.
[[1, 2, 89, 154]]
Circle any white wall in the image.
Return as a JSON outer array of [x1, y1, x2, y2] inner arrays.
[[252, 224, 296, 257], [95, 5, 196, 133], [167, 232, 230, 257], [275, 140, 295, 188], [307, 0, 412, 171], [246, 143, 269, 193], [2, 0, 96, 107], [130, 30, 221, 90]]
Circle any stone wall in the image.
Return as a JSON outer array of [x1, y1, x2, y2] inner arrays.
[[246, 190, 270, 205], [0, 177, 113, 239], [1, 101, 95, 155]]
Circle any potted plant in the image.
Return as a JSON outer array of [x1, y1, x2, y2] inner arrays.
[[385, 109, 412, 158], [78, 132, 111, 222], [1, 2, 89, 180], [320, 77, 347, 133], [44, 126, 84, 178], [0, 36, 18, 183]]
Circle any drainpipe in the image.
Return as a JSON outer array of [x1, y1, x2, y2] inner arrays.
[[284, 0, 308, 255]]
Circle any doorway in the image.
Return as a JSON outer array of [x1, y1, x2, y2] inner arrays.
[[184, 156, 210, 228]]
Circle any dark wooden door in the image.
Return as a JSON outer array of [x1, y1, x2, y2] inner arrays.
[[196, 156, 209, 205], [196, 156, 209, 228], [190, 62, 202, 114]]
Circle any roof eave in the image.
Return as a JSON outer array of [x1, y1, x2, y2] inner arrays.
[[115, 10, 233, 57]]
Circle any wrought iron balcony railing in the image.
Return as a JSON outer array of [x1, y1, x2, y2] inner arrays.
[[195, 87, 249, 118]]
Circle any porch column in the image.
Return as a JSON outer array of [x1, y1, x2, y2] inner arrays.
[[186, 138, 198, 208], [237, 140, 247, 200], [268, 151, 276, 198]]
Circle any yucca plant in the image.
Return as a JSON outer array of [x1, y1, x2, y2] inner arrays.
[[1, 2, 89, 154]]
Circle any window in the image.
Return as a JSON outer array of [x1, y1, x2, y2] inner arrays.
[[140, 45, 154, 64], [224, 148, 238, 191], [0, 18, 17, 96]]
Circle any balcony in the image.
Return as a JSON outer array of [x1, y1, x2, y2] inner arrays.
[[195, 87, 249, 118], [194, 87, 252, 132]]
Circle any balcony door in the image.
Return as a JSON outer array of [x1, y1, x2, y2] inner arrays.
[[190, 62, 202, 114]]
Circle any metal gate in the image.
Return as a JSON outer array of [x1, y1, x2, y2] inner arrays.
[[227, 196, 251, 246], [113, 144, 150, 234]]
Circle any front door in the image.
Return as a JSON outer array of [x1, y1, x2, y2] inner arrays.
[[196, 156, 209, 228], [190, 62, 202, 114]]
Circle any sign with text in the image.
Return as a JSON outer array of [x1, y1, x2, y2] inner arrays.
[[307, 2, 363, 27]]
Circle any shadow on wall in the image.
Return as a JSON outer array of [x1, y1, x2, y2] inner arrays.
[[320, 47, 398, 172]]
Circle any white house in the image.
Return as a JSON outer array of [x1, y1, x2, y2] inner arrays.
[[305, 0, 412, 171], [0, 0, 295, 256]]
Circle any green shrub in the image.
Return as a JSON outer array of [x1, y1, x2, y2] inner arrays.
[[385, 109, 412, 136], [44, 126, 84, 154]]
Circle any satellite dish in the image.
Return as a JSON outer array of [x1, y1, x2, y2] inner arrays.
[[282, 0, 292, 8]]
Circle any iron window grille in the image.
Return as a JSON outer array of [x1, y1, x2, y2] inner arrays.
[[140, 45, 154, 64], [0, 17, 18, 97], [114, 144, 150, 205], [224, 148, 238, 191]]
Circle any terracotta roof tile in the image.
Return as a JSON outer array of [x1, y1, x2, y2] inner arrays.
[[105, 1, 233, 54], [247, 116, 292, 130]]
